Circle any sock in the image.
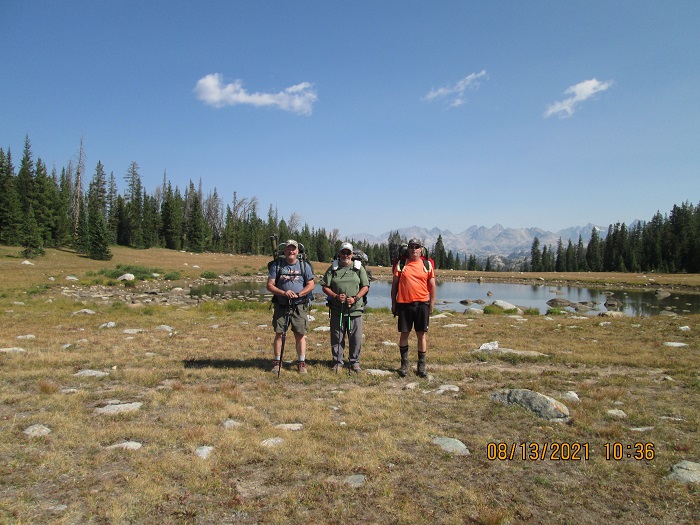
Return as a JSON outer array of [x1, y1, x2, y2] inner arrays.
[[298, 355, 305, 362], [274, 355, 281, 360], [400, 345, 408, 359], [418, 351, 426, 362]]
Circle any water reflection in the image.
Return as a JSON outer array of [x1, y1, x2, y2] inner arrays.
[[189, 280, 700, 317]]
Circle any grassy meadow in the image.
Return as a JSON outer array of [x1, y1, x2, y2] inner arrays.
[[1, 246, 699, 524]]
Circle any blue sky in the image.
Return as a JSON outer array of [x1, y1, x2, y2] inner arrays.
[[2, 1, 699, 238]]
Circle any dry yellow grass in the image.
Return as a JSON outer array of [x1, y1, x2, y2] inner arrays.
[[1, 246, 699, 524]]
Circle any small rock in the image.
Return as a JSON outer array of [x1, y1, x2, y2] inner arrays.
[[195, 446, 214, 459], [365, 369, 393, 376], [560, 391, 580, 403], [663, 342, 688, 347], [94, 402, 142, 415], [607, 409, 628, 419], [261, 437, 285, 448], [74, 369, 109, 378], [1, 347, 26, 353], [223, 419, 243, 429], [99, 322, 117, 329], [275, 423, 303, 431], [344, 474, 366, 487], [73, 309, 96, 315], [24, 424, 51, 437], [106, 441, 143, 451], [16, 334, 36, 340], [667, 461, 700, 483], [117, 273, 135, 281], [432, 437, 470, 456]]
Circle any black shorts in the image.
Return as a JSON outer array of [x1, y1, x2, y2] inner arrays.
[[397, 302, 430, 333]]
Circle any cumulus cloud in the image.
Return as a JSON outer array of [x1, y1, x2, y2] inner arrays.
[[544, 78, 613, 118], [424, 70, 488, 108], [194, 73, 318, 115]]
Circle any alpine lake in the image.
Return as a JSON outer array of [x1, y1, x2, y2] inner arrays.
[[189, 279, 700, 317]]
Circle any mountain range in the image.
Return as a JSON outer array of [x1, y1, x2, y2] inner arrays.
[[348, 224, 606, 259]]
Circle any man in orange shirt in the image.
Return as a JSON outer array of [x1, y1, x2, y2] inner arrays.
[[390, 238, 436, 378]]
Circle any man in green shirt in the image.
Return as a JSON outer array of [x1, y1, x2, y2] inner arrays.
[[321, 242, 370, 373]]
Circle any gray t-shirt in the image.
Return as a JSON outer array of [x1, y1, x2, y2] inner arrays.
[[268, 260, 314, 305]]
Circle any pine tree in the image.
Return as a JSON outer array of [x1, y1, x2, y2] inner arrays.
[[21, 204, 44, 258], [530, 237, 542, 272], [0, 148, 23, 245]]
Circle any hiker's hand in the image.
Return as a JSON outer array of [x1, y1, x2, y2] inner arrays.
[[337, 293, 346, 303], [284, 290, 298, 299], [347, 296, 356, 305]]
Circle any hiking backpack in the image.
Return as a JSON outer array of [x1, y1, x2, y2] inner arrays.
[[325, 249, 371, 308], [392, 243, 434, 275]]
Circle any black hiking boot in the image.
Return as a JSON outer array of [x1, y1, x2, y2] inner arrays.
[[417, 353, 427, 378], [398, 346, 409, 377]]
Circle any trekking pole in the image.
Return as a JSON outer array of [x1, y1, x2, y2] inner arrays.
[[278, 303, 291, 379]]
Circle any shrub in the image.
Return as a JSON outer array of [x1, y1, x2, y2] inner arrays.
[[200, 270, 218, 279]]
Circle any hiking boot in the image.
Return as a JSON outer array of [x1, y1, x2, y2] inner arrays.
[[331, 362, 341, 373], [297, 361, 308, 374], [270, 359, 281, 373], [398, 358, 409, 378], [417, 356, 427, 378], [351, 363, 361, 374]]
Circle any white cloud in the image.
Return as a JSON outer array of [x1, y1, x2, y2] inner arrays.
[[194, 73, 318, 115], [544, 78, 613, 118], [424, 70, 488, 108]]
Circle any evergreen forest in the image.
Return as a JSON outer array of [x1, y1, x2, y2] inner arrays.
[[1, 136, 698, 273]]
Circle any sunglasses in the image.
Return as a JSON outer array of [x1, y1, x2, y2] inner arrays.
[[408, 244, 422, 249], [340, 250, 352, 256]]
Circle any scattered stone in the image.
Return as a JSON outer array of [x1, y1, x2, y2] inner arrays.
[[491, 389, 570, 423], [365, 369, 393, 376], [74, 369, 109, 378], [382, 341, 398, 346], [223, 419, 243, 429], [313, 326, 331, 332], [658, 310, 678, 317], [66, 276, 79, 281], [559, 391, 579, 403], [117, 273, 135, 281], [607, 409, 628, 419], [47, 505, 67, 512], [473, 345, 547, 357], [21, 260, 35, 265], [99, 321, 117, 329], [94, 402, 142, 415], [73, 309, 96, 315], [106, 441, 143, 451], [195, 446, 214, 459], [24, 424, 51, 437], [443, 323, 470, 328], [16, 334, 36, 340], [275, 423, 303, 431], [598, 311, 624, 318], [123, 329, 145, 335], [655, 289, 672, 299], [492, 300, 522, 314], [436, 385, 459, 394], [403, 382, 418, 390], [344, 474, 366, 487], [432, 437, 470, 456], [1, 347, 26, 353], [667, 461, 700, 483], [663, 342, 688, 347], [679, 326, 691, 331], [464, 308, 483, 315], [631, 426, 654, 432], [261, 437, 285, 448], [479, 341, 499, 350], [430, 313, 449, 319]]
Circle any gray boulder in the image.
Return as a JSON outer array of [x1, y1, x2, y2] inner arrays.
[[491, 388, 570, 423]]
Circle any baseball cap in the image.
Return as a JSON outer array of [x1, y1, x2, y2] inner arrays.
[[340, 242, 353, 252], [285, 239, 299, 248], [408, 238, 422, 247]]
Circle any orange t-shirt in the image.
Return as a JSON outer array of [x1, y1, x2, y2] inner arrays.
[[394, 258, 435, 303]]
